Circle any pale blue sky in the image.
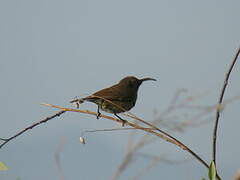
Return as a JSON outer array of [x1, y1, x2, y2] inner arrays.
[[0, 0, 240, 179]]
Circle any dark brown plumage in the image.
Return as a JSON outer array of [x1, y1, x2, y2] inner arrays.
[[70, 76, 156, 125]]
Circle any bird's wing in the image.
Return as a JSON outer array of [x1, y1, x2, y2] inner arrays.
[[84, 84, 129, 102]]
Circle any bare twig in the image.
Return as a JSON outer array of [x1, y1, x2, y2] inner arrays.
[[41, 103, 184, 149], [0, 110, 66, 149], [112, 92, 240, 179], [213, 47, 240, 167], [82, 127, 154, 135], [41, 103, 221, 180], [112, 91, 214, 180]]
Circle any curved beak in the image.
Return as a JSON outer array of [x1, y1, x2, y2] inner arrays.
[[140, 77, 157, 82]]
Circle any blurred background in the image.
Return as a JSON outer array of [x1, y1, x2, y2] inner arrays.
[[0, 0, 240, 179]]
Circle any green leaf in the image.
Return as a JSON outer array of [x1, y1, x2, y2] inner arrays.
[[0, 161, 8, 171], [208, 161, 216, 180]]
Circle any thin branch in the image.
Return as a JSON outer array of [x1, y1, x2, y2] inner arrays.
[[42, 103, 183, 148], [112, 91, 233, 180], [82, 127, 154, 135], [213, 47, 240, 167], [41, 103, 221, 180], [0, 110, 66, 149]]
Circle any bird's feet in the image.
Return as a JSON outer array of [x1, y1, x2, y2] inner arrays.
[[96, 112, 101, 119], [70, 98, 83, 109], [75, 102, 80, 109], [114, 113, 127, 127], [120, 119, 127, 127]]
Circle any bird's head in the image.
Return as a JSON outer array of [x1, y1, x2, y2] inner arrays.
[[119, 76, 156, 90]]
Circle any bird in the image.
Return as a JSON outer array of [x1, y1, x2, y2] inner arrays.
[[70, 76, 156, 126]]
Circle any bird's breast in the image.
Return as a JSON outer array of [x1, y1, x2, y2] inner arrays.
[[100, 100, 136, 113]]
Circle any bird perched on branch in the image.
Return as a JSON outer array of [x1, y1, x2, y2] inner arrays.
[[70, 76, 156, 126]]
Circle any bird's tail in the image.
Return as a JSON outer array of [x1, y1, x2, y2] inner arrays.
[[69, 98, 85, 109], [70, 95, 99, 108], [70, 98, 85, 104]]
